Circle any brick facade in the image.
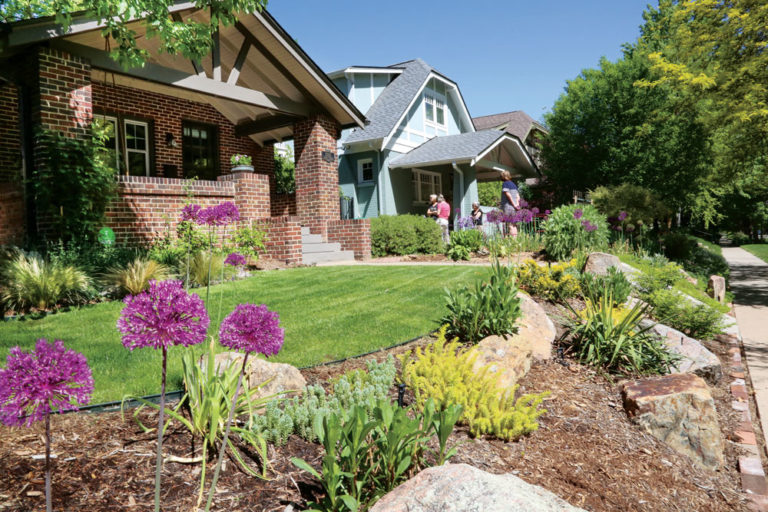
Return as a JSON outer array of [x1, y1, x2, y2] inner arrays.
[[36, 48, 92, 138], [218, 172, 270, 220], [0, 183, 25, 245], [261, 216, 303, 265], [271, 192, 297, 217], [0, 82, 22, 183], [327, 219, 371, 260]]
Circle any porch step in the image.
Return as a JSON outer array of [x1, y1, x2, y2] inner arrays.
[[302, 234, 323, 244], [302, 250, 356, 265], [302, 242, 343, 254], [301, 226, 311, 235]]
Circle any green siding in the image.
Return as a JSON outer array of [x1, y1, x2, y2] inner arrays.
[[339, 151, 380, 218]]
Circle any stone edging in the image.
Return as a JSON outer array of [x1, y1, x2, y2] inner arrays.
[[723, 309, 768, 511]]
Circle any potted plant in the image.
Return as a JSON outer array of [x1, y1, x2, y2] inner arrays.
[[230, 154, 253, 173]]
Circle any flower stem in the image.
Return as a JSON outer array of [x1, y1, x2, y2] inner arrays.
[[45, 413, 51, 512], [154, 347, 167, 512], [205, 227, 215, 307], [205, 352, 249, 512]]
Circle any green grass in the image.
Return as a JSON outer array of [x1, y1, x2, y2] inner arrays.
[[743, 244, 768, 264], [690, 235, 722, 256], [0, 265, 483, 403]]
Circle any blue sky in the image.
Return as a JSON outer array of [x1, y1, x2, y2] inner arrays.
[[268, 1, 652, 123]]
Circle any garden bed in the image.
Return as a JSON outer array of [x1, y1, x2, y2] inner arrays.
[[0, 307, 750, 512]]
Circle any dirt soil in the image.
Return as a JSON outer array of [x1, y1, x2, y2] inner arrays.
[[0, 304, 751, 512]]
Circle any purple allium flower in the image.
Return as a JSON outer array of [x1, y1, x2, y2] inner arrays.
[[618, 211, 628, 221], [531, 207, 540, 215], [224, 252, 247, 267], [180, 204, 201, 223], [612, 225, 623, 232], [519, 198, 529, 209], [585, 223, 598, 232], [607, 216, 618, 225], [486, 209, 503, 225], [0, 339, 93, 427], [198, 202, 241, 226], [626, 225, 636, 233], [573, 209, 583, 220], [544, 210, 551, 216], [219, 304, 284, 356], [117, 280, 209, 351], [456, 215, 475, 229]]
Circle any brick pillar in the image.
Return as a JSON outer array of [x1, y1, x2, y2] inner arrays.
[[253, 142, 274, 175], [293, 114, 341, 240], [218, 172, 270, 221], [34, 47, 92, 138]]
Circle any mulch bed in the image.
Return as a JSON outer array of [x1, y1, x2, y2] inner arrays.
[[0, 300, 752, 511]]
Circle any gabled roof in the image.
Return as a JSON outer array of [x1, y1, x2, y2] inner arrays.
[[472, 111, 547, 142], [343, 59, 473, 146]]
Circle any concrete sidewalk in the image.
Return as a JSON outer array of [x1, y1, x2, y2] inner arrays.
[[723, 247, 768, 439]]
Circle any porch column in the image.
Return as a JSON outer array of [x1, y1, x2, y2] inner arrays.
[[293, 114, 341, 239]]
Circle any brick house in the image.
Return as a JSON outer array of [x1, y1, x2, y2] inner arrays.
[[0, 4, 371, 264]]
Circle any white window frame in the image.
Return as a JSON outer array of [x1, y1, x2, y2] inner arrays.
[[424, 94, 446, 128], [95, 114, 120, 170], [124, 119, 150, 176], [411, 168, 442, 204], [357, 158, 374, 185]]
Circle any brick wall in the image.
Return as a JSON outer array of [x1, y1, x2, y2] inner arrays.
[[218, 172, 270, 220], [36, 48, 92, 138], [327, 219, 371, 260], [260, 216, 302, 264], [271, 192, 297, 217], [0, 183, 25, 245], [0, 83, 22, 182], [91, 81, 273, 178], [293, 114, 341, 240]]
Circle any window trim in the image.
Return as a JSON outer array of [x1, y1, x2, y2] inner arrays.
[[411, 168, 442, 204], [123, 118, 151, 177], [424, 94, 446, 128], [357, 158, 374, 185]]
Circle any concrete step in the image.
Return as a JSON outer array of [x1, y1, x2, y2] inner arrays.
[[302, 234, 323, 244], [302, 242, 343, 254], [303, 250, 356, 265], [301, 226, 311, 235]]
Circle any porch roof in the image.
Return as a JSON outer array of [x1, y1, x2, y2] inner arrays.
[[388, 130, 540, 179], [0, 3, 366, 145]]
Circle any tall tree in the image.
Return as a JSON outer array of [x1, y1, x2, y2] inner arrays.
[[0, 0, 268, 68]]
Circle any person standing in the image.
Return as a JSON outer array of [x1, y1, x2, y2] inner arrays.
[[436, 194, 450, 244], [426, 194, 439, 218], [471, 201, 483, 228], [500, 171, 520, 237]]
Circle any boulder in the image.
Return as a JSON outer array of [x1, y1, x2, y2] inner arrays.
[[515, 291, 556, 360], [370, 463, 586, 512], [640, 320, 722, 385], [622, 373, 724, 470], [708, 275, 726, 304], [583, 252, 621, 276], [474, 335, 532, 390], [202, 352, 306, 400]]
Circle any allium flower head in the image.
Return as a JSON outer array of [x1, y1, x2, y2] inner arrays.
[[118, 280, 209, 351], [531, 207, 540, 215], [198, 202, 240, 226], [0, 339, 93, 427], [573, 208, 583, 220], [219, 304, 284, 356], [618, 211, 628, 221], [626, 225, 636, 233], [544, 210, 551, 216], [180, 204, 201, 223], [224, 252, 247, 267]]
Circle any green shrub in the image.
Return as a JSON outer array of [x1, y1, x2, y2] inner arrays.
[[371, 215, 443, 256], [252, 357, 397, 445], [102, 258, 173, 297], [579, 267, 632, 306], [566, 294, 677, 375], [446, 244, 471, 261], [399, 327, 548, 441], [685, 245, 730, 282], [449, 229, 483, 252], [647, 289, 727, 339], [1, 252, 92, 312], [662, 233, 697, 261], [228, 222, 267, 261], [730, 231, 751, 246], [635, 259, 684, 293], [441, 262, 522, 344], [515, 259, 581, 301], [591, 183, 671, 231], [542, 204, 609, 260], [47, 239, 140, 274]]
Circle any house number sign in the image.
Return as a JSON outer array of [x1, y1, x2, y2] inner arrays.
[[321, 150, 336, 163]]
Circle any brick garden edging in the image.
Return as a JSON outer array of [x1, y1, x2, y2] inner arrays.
[[720, 310, 768, 511]]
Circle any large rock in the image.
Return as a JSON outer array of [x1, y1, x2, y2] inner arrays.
[[202, 352, 306, 400], [622, 373, 724, 470], [708, 275, 726, 304], [515, 291, 556, 360], [583, 252, 621, 276], [640, 320, 722, 385], [474, 335, 532, 390], [370, 463, 586, 512]]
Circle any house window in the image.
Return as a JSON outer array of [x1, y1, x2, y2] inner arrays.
[[124, 119, 150, 176], [357, 158, 374, 184], [411, 169, 442, 203], [424, 95, 445, 127], [183, 121, 218, 180]]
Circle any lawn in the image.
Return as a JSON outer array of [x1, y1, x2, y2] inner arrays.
[[742, 244, 768, 264], [0, 265, 483, 403]]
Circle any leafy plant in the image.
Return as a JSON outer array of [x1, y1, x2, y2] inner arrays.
[[370, 215, 443, 256], [103, 258, 172, 297], [190, 251, 227, 286], [230, 154, 252, 166], [647, 289, 727, 339], [1, 252, 91, 312], [591, 184, 670, 231], [542, 204, 609, 260], [252, 357, 397, 445], [228, 222, 267, 261], [635, 259, 684, 293], [579, 267, 632, 306], [515, 259, 581, 301], [446, 243, 471, 261], [47, 239, 140, 275], [566, 293, 677, 375], [399, 326, 548, 441], [449, 229, 483, 252], [441, 262, 522, 344]]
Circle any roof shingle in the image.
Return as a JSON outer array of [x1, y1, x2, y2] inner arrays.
[[389, 130, 505, 168]]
